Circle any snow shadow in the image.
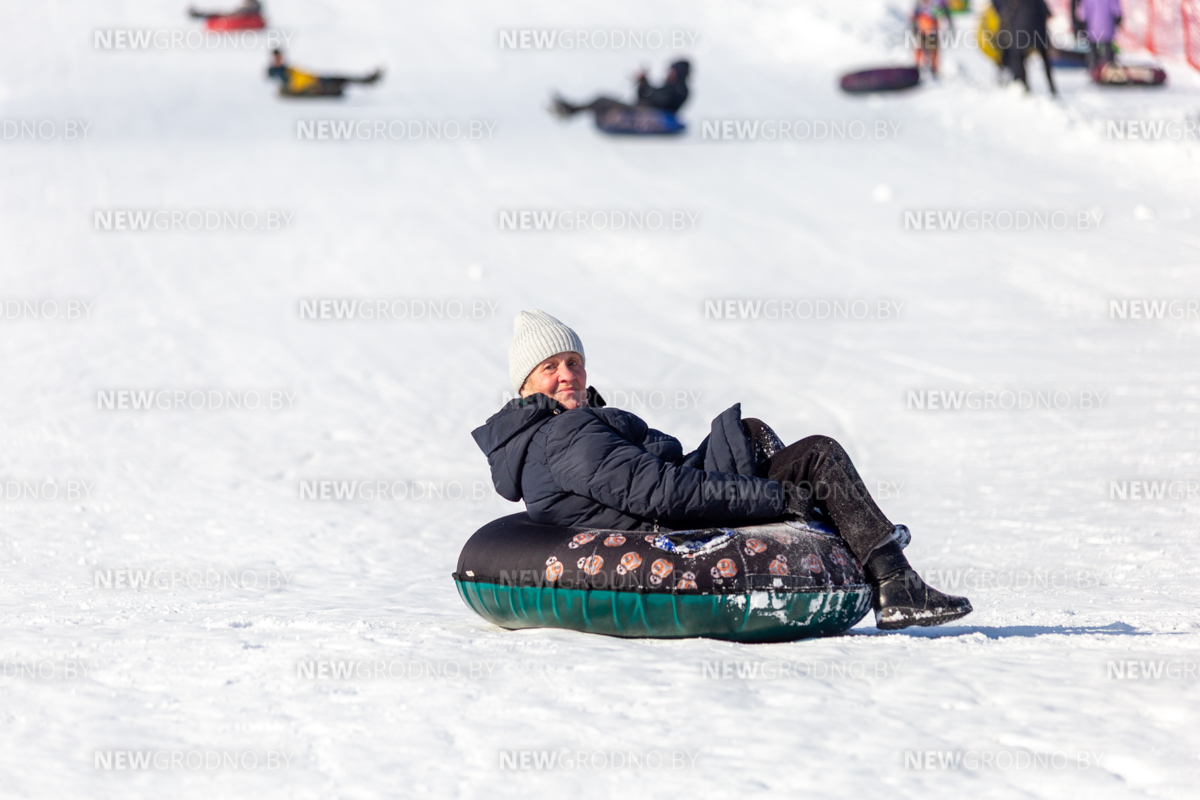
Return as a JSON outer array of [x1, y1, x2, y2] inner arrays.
[[855, 621, 1162, 639]]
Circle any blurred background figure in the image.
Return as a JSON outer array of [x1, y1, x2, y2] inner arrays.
[[912, 0, 954, 78], [188, 0, 262, 21], [996, 0, 1058, 95], [1070, 0, 1087, 41], [551, 59, 691, 120], [1076, 0, 1123, 69], [267, 49, 383, 98], [189, 0, 264, 30]]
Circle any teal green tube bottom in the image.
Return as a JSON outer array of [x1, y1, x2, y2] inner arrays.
[[455, 581, 873, 643]]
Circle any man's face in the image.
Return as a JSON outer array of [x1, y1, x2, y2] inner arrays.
[[520, 352, 587, 409]]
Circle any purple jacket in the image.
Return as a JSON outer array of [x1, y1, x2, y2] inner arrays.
[[1078, 0, 1122, 43]]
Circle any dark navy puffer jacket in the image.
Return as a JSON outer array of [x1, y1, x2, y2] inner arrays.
[[471, 392, 785, 531]]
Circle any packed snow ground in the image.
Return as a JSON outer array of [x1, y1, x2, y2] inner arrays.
[[2, 0, 1200, 797]]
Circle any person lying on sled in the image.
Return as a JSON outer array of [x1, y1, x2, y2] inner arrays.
[[266, 49, 383, 97], [551, 59, 690, 120], [472, 310, 973, 631]]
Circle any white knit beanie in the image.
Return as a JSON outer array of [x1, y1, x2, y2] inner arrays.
[[508, 310, 585, 393]]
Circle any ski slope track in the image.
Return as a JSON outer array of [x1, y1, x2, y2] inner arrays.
[[2, 0, 1200, 797]]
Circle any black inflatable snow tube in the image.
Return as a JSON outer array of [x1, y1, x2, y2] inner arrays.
[[453, 514, 873, 642]]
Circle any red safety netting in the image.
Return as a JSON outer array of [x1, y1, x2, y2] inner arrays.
[[1117, 0, 1199, 69], [1117, 0, 1151, 51], [1149, 0, 1186, 54], [1184, 0, 1200, 69]]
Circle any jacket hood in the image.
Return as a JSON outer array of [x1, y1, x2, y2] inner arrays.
[[669, 60, 691, 82], [471, 393, 562, 501]]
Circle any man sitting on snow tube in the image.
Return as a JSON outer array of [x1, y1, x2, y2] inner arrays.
[[267, 49, 383, 98], [551, 59, 690, 122], [472, 311, 973, 631]]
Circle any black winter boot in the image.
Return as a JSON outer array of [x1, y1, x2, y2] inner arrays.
[[550, 96, 581, 118], [873, 569, 973, 631]]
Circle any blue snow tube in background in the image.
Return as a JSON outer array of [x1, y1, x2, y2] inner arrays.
[[594, 107, 686, 135], [454, 514, 873, 642]]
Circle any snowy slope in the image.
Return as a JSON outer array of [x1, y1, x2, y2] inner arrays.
[[2, 0, 1200, 797]]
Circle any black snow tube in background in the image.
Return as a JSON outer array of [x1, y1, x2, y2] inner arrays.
[[839, 67, 921, 94]]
